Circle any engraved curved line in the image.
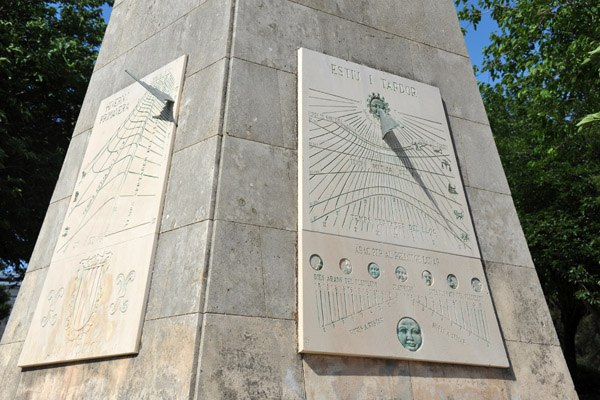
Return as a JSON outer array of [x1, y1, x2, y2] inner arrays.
[[310, 191, 469, 245]]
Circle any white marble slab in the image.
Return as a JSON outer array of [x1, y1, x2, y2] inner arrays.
[[298, 48, 508, 367], [19, 56, 187, 367]]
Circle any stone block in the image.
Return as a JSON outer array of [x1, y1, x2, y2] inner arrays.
[[291, 0, 425, 47], [233, 0, 321, 73], [27, 198, 69, 272], [95, 0, 207, 70], [215, 136, 297, 230], [15, 363, 68, 400], [449, 116, 511, 195], [50, 129, 91, 203], [421, 0, 469, 56], [1, 268, 47, 344], [410, 42, 489, 125], [278, 70, 298, 149], [485, 262, 559, 345], [303, 355, 412, 400], [145, 221, 210, 320], [195, 314, 305, 399], [505, 341, 577, 400], [409, 361, 510, 399], [161, 136, 219, 232], [466, 188, 534, 268], [224, 58, 288, 148], [123, 0, 232, 79], [314, 12, 415, 80], [0, 342, 22, 400], [118, 313, 201, 399], [13, 314, 199, 399], [204, 220, 265, 317], [174, 59, 227, 151], [261, 227, 296, 319]]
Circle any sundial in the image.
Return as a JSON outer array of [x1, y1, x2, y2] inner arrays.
[[298, 48, 508, 367], [18, 56, 187, 367]]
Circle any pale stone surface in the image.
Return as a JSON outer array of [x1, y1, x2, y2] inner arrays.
[[314, 12, 415, 80], [298, 49, 479, 258], [0, 268, 47, 344], [204, 220, 265, 317], [224, 58, 287, 147], [409, 360, 510, 400], [410, 42, 489, 125], [278, 70, 298, 149], [175, 59, 227, 151], [215, 136, 297, 230], [485, 262, 559, 345], [14, 314, 199, 399], [27, 198, 69, 272], [161, 136, 219, 231], [19, 57, 187, 367], [195, 314, 305, 400], [297, 49, 506, 366], [421, 0, 469, 56], [449, 116, 511, 195], [145, 221, 210, 320], [79, 0, 232, 137], [466, 188, 535, 268], [223, 59, 298, 150], [121, 0, 232, 79], [50, 129, 91, 203], [505, 341, 578, 400], [303, 355, 412, 400], [0, 342, 23, 400], [95, 0, 207, 69], [261, 227, 296, 319], [233, 0, 321, 73], [117, 313, 200, 399]]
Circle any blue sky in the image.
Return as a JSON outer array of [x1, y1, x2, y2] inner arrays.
[[100, 4, 497, 83]]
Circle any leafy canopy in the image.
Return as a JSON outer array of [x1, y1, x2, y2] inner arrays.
[[455, 0, 600, 381], [0, 0, 111, 282]]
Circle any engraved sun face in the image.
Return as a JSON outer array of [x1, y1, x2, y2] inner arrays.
[[397, 317, 423, 351], [367, 93, 390, 119]]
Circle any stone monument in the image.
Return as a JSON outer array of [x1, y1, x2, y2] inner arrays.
[[0, 0, 578, 399]]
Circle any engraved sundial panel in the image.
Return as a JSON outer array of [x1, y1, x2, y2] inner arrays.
[[298, 48, 508, 367], [18, 56, 187, 367]]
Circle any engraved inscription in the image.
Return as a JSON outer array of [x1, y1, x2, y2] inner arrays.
[[298, 49, 508, 367]]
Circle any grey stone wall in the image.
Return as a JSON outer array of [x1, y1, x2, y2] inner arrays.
[[0, 0, 577, 399]]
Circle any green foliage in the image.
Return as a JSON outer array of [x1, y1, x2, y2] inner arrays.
[[0, 0, 111, 282], [0, 285, 12, 321], [455, 0, 600, 384]]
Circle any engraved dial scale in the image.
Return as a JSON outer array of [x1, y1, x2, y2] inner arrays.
[[298, 49, 508, 367]]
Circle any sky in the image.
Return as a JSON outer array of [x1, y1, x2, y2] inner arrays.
[[100, 4, 498, 83]]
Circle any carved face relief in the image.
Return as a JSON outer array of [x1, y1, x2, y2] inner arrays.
[[397, 317, 423, 351]]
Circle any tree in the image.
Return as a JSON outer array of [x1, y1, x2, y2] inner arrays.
[[0, 284, 12, 321], [0, 0, 112, 282], [455, 0, 600, 389]]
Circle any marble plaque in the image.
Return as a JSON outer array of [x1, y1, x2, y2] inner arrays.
[[19, 56, 187, 367], [298, 48, 508, 367]]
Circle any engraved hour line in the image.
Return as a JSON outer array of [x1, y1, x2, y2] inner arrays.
[[314, 282, 398, 331], [58, 74, 175, 252], [306, 89, 470, 246], [309, 146, 458, 228], [308, 88, 361, 104]]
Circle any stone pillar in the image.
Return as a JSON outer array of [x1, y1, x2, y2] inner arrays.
[[0, 0, 577, 399]]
